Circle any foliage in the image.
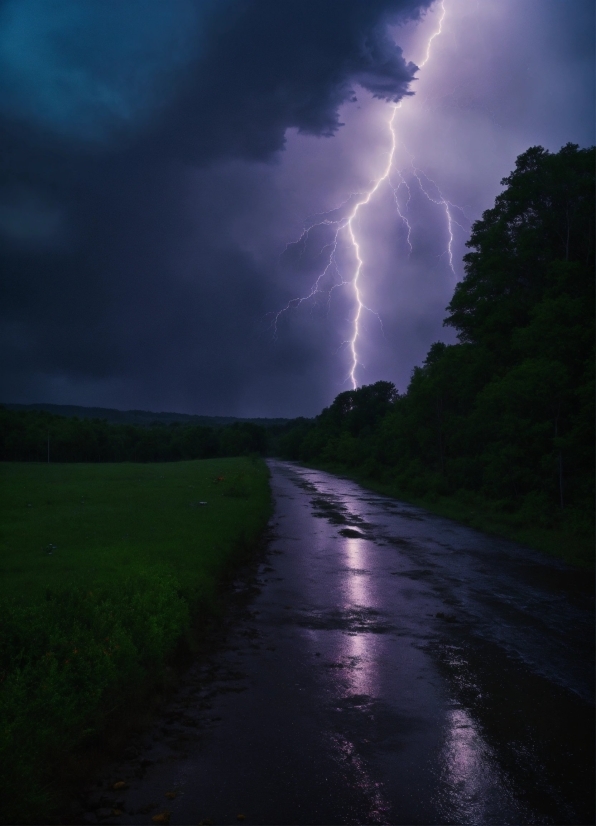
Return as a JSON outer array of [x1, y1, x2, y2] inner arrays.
[[276, 144, 594, 560], [0, 572, 188, 820], [0, 410, 268, 463], [0, 457, 271, 822]]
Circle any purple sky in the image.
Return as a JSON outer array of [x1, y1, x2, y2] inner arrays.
[[1, 0, 594, 417]]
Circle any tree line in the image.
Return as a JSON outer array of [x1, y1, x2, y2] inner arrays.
[[276, 144, 594, 531], [0, 408, 268, 463]]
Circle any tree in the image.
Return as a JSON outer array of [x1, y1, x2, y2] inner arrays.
[[445, 144, 594, 354]]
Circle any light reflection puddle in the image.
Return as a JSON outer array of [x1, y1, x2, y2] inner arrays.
[[339, 536, 381, 714], [343, 537, 372, 602], [317, 534, 389, 814], [438, 706, 517, 824]]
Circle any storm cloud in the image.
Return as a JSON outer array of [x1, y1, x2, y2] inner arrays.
[[0, 0, 594, 416]]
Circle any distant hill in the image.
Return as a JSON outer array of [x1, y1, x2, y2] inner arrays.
[[2, 402, 290, 429]]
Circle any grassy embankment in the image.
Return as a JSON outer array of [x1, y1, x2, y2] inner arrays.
[[0, 457, 271, 823], [298, 460, 593, 570]]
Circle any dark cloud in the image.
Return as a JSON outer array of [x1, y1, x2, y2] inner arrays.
[[0, 0, 203, 146], [0, 0, 432, 413], [0, 0, 593, 416], [155, 0, 430, 162], [0, 0, 427, 155]]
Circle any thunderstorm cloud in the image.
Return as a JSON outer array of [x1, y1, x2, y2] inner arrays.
[[0, 0, 594, 415]]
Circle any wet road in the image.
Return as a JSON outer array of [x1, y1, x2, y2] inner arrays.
[[88, 461, 594, 825]]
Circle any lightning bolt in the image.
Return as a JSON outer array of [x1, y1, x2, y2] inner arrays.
[[272, 227, 343, 336], [344, 103, 398, 387], [272, 105, 400, 387], [410, 163, 466, 275], [419, 0, 446, 68], [389, 166, 413, 254], [272, 0, 465, 389]]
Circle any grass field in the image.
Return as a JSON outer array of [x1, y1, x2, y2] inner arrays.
[[0, 457, 271, 823]]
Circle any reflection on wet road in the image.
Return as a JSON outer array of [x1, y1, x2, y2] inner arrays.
[[98, 461, 594, 825]]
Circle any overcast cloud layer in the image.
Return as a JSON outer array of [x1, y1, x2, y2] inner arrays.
[[1, 0, 594, 416]]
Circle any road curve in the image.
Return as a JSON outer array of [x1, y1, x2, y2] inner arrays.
[[86, 460, 594, 825]]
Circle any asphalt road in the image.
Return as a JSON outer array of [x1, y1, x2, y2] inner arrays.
[[84, 460, 594, 825]]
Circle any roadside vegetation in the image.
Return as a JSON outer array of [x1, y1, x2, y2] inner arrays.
[[275, 144, 595, 568], [0, 457, 271, 823]]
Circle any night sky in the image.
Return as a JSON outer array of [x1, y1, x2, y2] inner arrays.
[[1, 0, 594, 417]]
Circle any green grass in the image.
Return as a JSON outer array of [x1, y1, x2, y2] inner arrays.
[[0, 458, 270, 602], [298, 461, 594, 570], [0, 457, 271, 823]]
